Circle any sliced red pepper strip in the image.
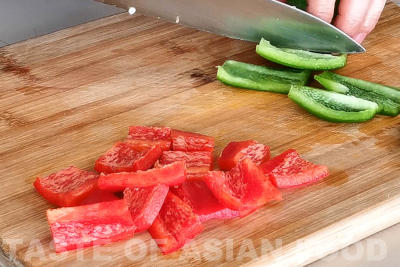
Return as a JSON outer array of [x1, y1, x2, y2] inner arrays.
[[34, 166, 98, 207], [98, 161, 186, 191], [185, 172, 209, 180], [47, 199, 135, 252], [148, 216, 179, 254], [218, 140, 270, 170], [148, 192, 203, 254], [128, 125, 171, 140], [204, 158, 282, 212], [78, 186, 119, 206], [261, 149, 329, 188], [158, 151, 212, 179], [126, 126, 172, 151], [123, 185, 169, 233], [171, 180, 240, 222], [95, 142, 162, 174], [171, 130, 214, 152]]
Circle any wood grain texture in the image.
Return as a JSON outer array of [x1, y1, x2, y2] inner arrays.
[[0, 3, 399, 267]]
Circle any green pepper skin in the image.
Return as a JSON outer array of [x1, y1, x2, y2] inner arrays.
[[217, 60, 311, 94], [288, 86, 379, 123], [287, 0, 307, 10], [315, 72, 400, 116], [256, 39, 347, 70]]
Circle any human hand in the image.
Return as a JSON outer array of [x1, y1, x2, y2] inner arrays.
[[306, 0, 387, 43]]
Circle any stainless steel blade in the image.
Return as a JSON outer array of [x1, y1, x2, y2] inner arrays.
[[102, 0, 365, 53]]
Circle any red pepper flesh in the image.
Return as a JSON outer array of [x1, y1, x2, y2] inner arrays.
[[98, 161, 186, 191], [47, 199, 135, 252], [126, 126, 172, 151], [171, 180, 240, 222], [34, 166, 98, 207], [158, 150, 212, 179], [204, 158, 282, 212], [261, 149, 329, 188], [95, 142, 162, 174], [78, 187, 119, 206], [218, 140, 270, 170], [171, 130, 214, 152], [123, 184, 169, 232], [148, 192, 203, 254]]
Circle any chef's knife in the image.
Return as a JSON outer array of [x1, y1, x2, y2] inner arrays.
[[98, 0, 365, 53]]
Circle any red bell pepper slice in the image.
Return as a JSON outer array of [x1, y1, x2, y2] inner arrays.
[[261, 149, 329, 188], [98, 161, 186, 191], [95, 142, 162, 174], [34, 166, 98, 207], [171, 130, 214, 152], [78, 186, 119, 206], [126, 126, 172, 151], [171, 180, 240, 222], [123, 185, 169, 233], [218, 140, 270, 170], [204, 158, 282, 212], [148, 192, 203, 254], [158, 151, 212, 179], [47, 199, 135, 252]]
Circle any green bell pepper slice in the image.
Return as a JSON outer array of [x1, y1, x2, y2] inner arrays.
[[315, 72, 400, 116], [287, 0, 307, 10], [217, 60, 311, 94], [256, 38, 347, 70], [288, 86, 379, 123]]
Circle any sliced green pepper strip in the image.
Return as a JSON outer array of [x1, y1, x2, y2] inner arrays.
[[217, 60, 311, 94], [315, 72, 400, 116], [288, 86, 379, 123], [256, 38, 347, 70]]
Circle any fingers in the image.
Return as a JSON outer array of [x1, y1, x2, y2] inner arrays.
[[334, 0, 371, 41], [355, 0, 386, 43], [307, 0, 337, 23]]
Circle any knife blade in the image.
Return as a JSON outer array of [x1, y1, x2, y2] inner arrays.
[[100, 0, 365, 54]]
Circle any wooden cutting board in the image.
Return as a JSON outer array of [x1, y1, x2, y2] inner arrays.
[[1, 3, 399, 267]]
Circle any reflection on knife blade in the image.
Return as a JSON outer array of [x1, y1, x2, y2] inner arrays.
[[97, 0, 364, 53]]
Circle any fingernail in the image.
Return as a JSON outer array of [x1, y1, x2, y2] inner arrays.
[[354, 33, 367, 44]]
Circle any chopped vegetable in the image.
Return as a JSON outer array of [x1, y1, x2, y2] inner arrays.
[[287, 0, 307, 10], [171, 130, 214, 152], [129, 126, 171, 140], [95, 142, 162, 174], [34, 166, 98, 207], [34, 126, 334, 255], [98, 161, 186, 191], [171, 180, 240, 222], [256, 38, 347, 70], [218, 140, 270, 170], [288, 85, 379, 122], [158, 150, 212, 179], [261, 149, 329, 188], [315, 72, 400, 116], [123, 185, 169, 233], [148, 192, 203, 254], [126, 126, 172, 151], [78, 187, 119, 206], [204, 158, 282, 212], [47, 199, 135, 252], [217, 60, 311, 93]]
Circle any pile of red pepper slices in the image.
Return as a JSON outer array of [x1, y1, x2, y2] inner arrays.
[[34, 126, 329, 254]]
